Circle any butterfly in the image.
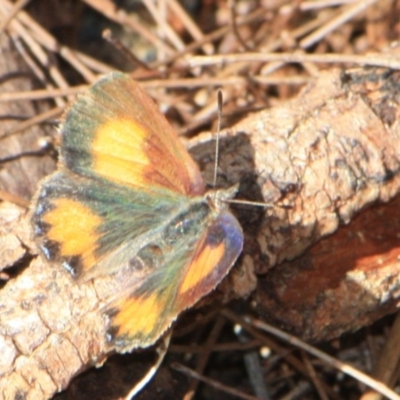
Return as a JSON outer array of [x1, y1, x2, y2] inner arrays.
[[31, 72, 243, 351]]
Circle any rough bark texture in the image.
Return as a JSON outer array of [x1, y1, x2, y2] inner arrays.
[[218, 66, 400, 341], [1, 63, 400, 398]]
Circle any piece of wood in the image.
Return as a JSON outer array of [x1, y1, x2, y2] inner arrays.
[[222, 66, 400, 341]]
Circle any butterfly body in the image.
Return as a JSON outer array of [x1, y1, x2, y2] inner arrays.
[[31, 72, 243, 351]]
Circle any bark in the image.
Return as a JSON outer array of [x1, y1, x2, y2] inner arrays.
[[207, 66, 400, 341]]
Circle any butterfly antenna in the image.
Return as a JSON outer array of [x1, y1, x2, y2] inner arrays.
[[212, 89, 223, 188], [210, 90, 287, 210]]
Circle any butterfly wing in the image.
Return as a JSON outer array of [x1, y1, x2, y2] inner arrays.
[[32, 171, 187, 278], [61, 72, 204, 196], [32, 73, 204, 278], [107, 209, 243, 351]]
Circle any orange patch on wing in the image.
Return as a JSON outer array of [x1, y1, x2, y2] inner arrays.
[[113, 293, 162, 337], [179, 241, 225, 294], [43, 198, 102, 270], [92, 117, 149, 188]]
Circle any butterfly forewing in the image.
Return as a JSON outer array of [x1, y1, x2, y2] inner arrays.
[[33, 171, 187, 278], [62, 72, 204, 196]]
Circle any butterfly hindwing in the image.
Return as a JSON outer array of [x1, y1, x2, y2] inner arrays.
[[107, 209, 243, 350], [176, 210, 243, 310]]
